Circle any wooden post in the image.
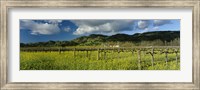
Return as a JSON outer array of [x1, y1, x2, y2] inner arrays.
[[59, 47, 62, 54], [104, 51, 106, 60], [138, 49, 141, 70], [131, 49, 134, 59], [143, 50, 146, 57], [175, 49, 178, 65], [86, 50, 88, 58], [110, 48, 113, 60], [131, 49, 134, 70], [165, 48, 168, 67], [73, 48, 76, 58], [151, 48, 154, 68], [118, 48, 120, 59], [97, 48, 100, 60], [99, 49, 101, 60], [165, 41, 167, 46], [89, 50, 91, 60]]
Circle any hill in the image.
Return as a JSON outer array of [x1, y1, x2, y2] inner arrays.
[[20, 31, 180, 47], [72, 31, 180, 44]]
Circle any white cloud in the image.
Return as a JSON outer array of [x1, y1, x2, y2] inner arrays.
[[20, 20, 173, 36], [44, 20, 62, 24], [71, 20, 134, 35], [72, 20, 111, 26], [20, 20, 60, 35], [144, 28, 149, 31], [153, 26, 159, 30], [137, 20, 149, 29], [153, 20, 171, 26], [63, 27, 71, 32]]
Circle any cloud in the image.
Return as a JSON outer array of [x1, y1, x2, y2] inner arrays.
[[153, 20, 171, 26], [137, 20, 149, 29], [72, 20, 112, 26], [71, 20, 134, 35], [153, 26, 159, 30], [63, 27, 71, 32], [20, 20, 61, 35], [144, 28, 149, 31], [20, 19, 174, 36], [44, 20, 62, 24]]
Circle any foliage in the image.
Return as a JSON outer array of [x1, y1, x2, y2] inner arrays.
[[20, 41, 78, 47], [20, 49, 180, 70], [20, 31, 180, 47]]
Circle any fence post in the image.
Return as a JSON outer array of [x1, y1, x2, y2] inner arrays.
[[131, 49, 135, 70], [86, 50, 88, 58], [104, 51, 106, 60], [165, 48, 168, 67], [138, 49, 141, 70], [118, 47, 120, 59], [99, 49, 102, 60], [73, 48, 76, 58], [131, 48, 134, 54], [111, 48, 114, 60], [89, 49, 91, 60], [151, 48, 154, 68], [175, 49, 178, 65], [59, 47, 61, 54], [97, 48, 100, 60]]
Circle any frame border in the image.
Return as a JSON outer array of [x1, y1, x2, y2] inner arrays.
[[1, 0, 199, 89]]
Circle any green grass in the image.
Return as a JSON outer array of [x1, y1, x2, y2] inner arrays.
[[20, 50, 180, 70]]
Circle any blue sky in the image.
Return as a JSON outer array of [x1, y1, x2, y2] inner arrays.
[[20, 19, 180, 43]]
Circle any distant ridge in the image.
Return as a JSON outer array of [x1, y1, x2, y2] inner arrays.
[[20, 31, 180, 47], [72, 31, 180, 43]]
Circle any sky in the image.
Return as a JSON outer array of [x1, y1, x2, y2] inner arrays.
[[20, 19, 180, 43]]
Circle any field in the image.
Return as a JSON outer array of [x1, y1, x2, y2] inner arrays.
[[20, 46, 180, 70]]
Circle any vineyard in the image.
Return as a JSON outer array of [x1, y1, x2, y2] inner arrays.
[[20, 46, 180, 70]]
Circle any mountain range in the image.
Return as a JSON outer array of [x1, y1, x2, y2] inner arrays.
[[72, 31, 179, 45], [20, 31, 180, 47]]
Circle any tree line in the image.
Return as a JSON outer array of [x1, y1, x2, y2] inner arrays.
[[20, 38, 179, 47]]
